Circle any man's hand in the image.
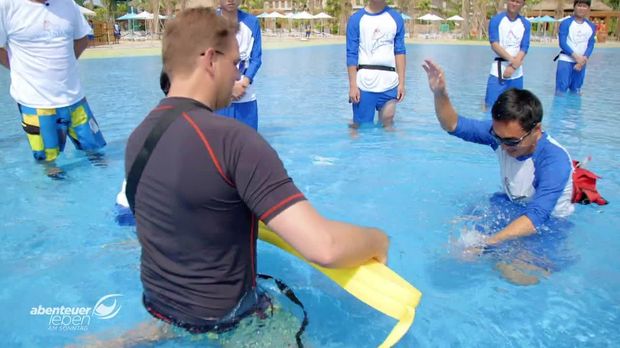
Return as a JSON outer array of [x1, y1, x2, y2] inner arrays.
[[503, 65, 515, 78], [509, 58, 522, 69], [349, 84, 360, 104], [396, 83, 405, 102], [231, 80, 248, 101], [573, 54, 587, 66], [574, 62, 583, 71], [422, 59, 447, 96]]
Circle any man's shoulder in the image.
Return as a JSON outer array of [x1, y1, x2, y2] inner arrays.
[[534, 134, 571, 167]]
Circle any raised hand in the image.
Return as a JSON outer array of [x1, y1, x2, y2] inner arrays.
[[422, 59, 447, 95]]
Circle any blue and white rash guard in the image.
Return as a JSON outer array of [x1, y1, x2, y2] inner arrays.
[[558, 16, 596, 63], [488, 12, 531, 80], [225, 9, 262, 104], [450, 116, 574, 228], [346, 7, 405, 93]]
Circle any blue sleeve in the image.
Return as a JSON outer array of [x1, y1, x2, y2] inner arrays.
[[489, 14, 502, 43], [584, 21, 596, 57], [520, 17, 530, 53], [346, 11, 361, 67], [391, 10, 406, 55], [525, 142, 572, 227], [448, 116, 496, 148], [558, 18, 573, 55], [244, 16, 262, 83]]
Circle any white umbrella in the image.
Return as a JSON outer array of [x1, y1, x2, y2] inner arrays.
[[292, 11, 314, 20], [313, 12, 333, 19], [267, 11, 287, 19], [446, 15, 464, 21], [135, 11, 154, 20], [417, 13, 444, 21], [256, 12, 269, 18], [78, 5, 96, 16]]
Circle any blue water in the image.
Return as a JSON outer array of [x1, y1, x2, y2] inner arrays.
[[1, 44, 619, 347]]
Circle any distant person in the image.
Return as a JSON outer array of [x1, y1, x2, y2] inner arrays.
[[346, 0, 406, 131], [119, 8, 388, 344], [113, 22, 121, 43], [215, 0, 262, 130], [305, 24, 311, 39], [424, 60, 575, 284], [555, 0, 596, 95], [0, 0, 106, 178], [484, 0, 531, 110]]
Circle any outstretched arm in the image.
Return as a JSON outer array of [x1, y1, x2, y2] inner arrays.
[[268, 201, 389, 268], [422, 59, 458, 132]]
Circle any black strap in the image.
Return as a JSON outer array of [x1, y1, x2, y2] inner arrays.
[[494, 57, 506, 83], [553, 51, 568, 62], [357, 64, 396, 72], [126, 102, 208, 213], [258, 274, 308, 348]]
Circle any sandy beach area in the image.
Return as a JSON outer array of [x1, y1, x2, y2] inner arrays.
[[82, 35, 620, 60]]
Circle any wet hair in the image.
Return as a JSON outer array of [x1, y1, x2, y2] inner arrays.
[[574, 0, 591, 7], [162, 7, 237, 79], [491, 89, 543, 131]]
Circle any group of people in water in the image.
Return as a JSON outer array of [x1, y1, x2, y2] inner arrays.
[[0, 0, 608, 345]]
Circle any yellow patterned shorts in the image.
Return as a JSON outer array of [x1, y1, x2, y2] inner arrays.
[[19, 98, 106, 161]]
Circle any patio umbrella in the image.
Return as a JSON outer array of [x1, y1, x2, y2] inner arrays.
[[417, 14, 444, 34], [313, 12, 333, 19], [117, 12, 139, 34], [401, 13, 412, 20], [446, 15, 464, 21]]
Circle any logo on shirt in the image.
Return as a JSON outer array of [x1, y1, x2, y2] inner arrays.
[[504, 29, 522, 49], [370, 28, 393, 53], [573, 29, 590, 44]]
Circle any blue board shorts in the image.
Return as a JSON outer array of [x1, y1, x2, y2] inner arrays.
[[216, 100, 258, 130], [352, 86, 398, 125], [18, 98, 106, 161], [555, 60, 587, 95], [485, 75, 523, 109]]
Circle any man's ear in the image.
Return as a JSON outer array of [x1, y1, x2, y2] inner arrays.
[[199, 48, 217, 74]]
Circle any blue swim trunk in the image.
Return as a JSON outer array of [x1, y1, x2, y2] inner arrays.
[[216, 100, 258, 130], [555, 60, 587, 95], [484, 75, 523, 109], [352, 87, 398, 125], [18, 98, 106, 161]]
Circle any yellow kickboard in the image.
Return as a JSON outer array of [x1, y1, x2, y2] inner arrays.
[[258, 223, 422, 347]]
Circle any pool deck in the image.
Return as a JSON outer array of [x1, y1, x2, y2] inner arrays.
[[82, 35, 620, 59]]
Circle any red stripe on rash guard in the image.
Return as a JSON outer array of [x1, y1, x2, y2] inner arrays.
[[250, 214, 256, 287], [260, 193, 305, 221], [182, 112, 235, 187], [152, 105, 175, 112]]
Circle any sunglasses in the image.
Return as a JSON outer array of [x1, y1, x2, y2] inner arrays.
[[489, 124, 537, 147]]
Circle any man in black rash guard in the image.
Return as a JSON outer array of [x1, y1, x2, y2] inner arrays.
[[123, 7, 389, 342]]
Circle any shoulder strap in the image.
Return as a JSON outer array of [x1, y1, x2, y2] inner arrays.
[[126, 102, 210, 214]]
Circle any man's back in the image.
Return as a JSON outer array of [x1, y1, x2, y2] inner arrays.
[[125, 97, 305, 322]]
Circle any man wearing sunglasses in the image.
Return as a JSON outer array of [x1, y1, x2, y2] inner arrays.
[[423, 60, 574, 259]]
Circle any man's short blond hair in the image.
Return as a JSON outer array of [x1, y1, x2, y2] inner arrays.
[[162, 7, 237, 78]]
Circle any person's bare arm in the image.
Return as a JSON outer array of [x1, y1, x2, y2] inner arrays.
[[347, 65, 360, 103], [267, 201, 389, 268], [490, 42, 514, 62], [395, 54, 406, 102], [74, 36, 88, 59], [422, 60, 458, 132], [0, 47, 9, 69], [486, 215, 536, 245]]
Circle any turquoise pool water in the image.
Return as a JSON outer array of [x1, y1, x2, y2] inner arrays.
[[1, 44, 619, 347]]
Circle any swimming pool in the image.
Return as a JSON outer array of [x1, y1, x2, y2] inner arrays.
[[1, 43, 619, 347]]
